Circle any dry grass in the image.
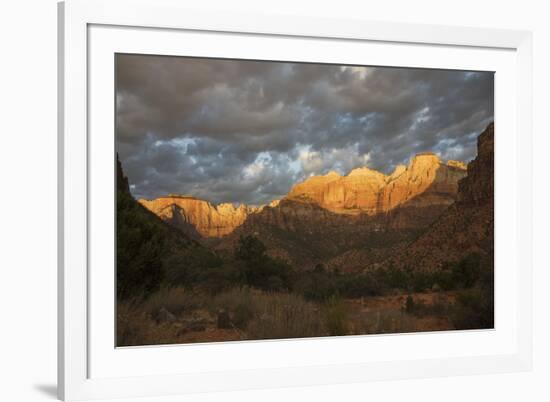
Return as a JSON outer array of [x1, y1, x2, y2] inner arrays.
[[117, 288, 457, 346], [117, 302, 182, 346], [140, 286, 199, 316], [244, 291, 326, 340], [117, 287, 329, 346]]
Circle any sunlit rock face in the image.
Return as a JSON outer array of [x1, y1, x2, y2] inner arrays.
[[287, 168, 387, 215], [378, 153, 467, 212], [288, 154, 466, 216], [447, 160, 467, 170], [138, 196, 259, 238], [139, 151, 467, 238]]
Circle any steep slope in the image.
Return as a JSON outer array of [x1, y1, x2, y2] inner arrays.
[[116, 157, 222, 299], [216, 198, 417, 271], [377, 123, 494, 272]]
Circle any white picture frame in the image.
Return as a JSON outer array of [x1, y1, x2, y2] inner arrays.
[[58, 0, 533, 400]]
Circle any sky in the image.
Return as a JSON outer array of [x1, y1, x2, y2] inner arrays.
[[116, 54, 494, 205]]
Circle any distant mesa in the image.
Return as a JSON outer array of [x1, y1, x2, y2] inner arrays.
[[287, 152, 466, 216], [139, 151, 467, 238]]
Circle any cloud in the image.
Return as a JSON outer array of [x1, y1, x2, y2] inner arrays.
[[116, 54, 493, 205], [298, 144, 371, 177]]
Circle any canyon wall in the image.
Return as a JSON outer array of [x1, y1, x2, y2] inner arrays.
[[140, 153, 467, 239], [139, 196, 261, 238]]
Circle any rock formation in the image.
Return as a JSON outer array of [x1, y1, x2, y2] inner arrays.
[[139, 196, 262, 238], [287, 168, 386, 215], [376, 123, 494, 272], [377, 153, 466, 212], [287, 153, 466, 217], [140, 151, 467, 241]]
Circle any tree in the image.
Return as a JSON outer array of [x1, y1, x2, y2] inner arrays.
[[235, 235, 267, 264], [234, 235, 294, 291]]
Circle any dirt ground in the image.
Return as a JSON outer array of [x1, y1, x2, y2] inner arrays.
[[345, 291, 457, 334]]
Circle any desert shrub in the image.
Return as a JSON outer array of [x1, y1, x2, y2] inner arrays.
[[357, 308, 416, 334], [163, 246, 225, 288], [295, 270, 338, 301], [117, 191, 165, 300], [140, 286, 199, 317], [337, 273, 386, 298], [244, 291, 325, 340], [117, 302, 148, 346], [117, 301, 180, 346], [432, 271, 455, 291], [323, 296, 350, 336], [452, 286, 494, 329], [451, 253, 483, 288], [207, 287, 254, 313], [313, 263, 326, 273], [234, 235, 295, 291], [206, 288, 257, 330], [405, 294, 415, 313], [232, 302, 255, 330], [235, 235, 267, 262]]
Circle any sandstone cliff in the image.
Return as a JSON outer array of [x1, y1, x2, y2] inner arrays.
[[376, 123, 494, 272], [378, 153, 466, 212], [139, 196, 261, 238], [287, 168, 386, 215], [282, 151, 466, 234], [140, 150, 467, 246]]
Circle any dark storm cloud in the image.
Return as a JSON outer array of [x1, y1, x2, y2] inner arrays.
[[116, 54, 493, 205]]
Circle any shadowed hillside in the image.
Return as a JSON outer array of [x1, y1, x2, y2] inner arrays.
[[116, 155, 224, 300], [377, 122, 494, 272]]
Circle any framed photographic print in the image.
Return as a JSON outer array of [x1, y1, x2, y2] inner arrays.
[[58, 0, 533, 400]]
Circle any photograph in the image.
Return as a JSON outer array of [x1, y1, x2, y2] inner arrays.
[[115, 54, 494, 347]]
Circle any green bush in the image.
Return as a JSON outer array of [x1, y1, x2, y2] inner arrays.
[[324, 296, 349, 336], [117, 190, 166, 300], [232, 302, 255, 330], [405, 295, 415, 313], [234, 235, 295, 291], [451, 253, 483, 288], [452, 285, 494, 329]]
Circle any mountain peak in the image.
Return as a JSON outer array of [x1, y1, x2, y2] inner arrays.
[[325, 170, 341, 178], [348, 167, 386, 179], [408, 152, 441, 172]]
